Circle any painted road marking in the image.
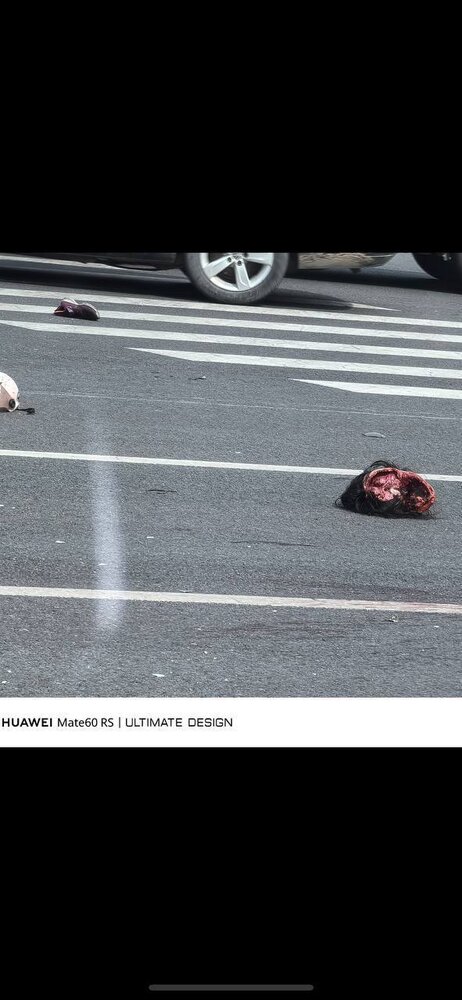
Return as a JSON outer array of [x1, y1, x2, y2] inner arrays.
[[0, 286, 398, 316], [293, 380, 462, 400], [5, 315, 462, 345], [0, 301, 398, 326], [118, 348, 462, 381], [9, 288, 462, 330], [129, 340, 462, 362], [1, 586, 462, 615], [0, 450, 460, 481], [0, 284, 398, 315]]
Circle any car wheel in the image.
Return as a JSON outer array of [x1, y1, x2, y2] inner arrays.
[[412, 253, 458, 282], [182, 252, 289, 305]]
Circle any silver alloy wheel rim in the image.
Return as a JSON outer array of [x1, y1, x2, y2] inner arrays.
[[199, 253, 275, 292]]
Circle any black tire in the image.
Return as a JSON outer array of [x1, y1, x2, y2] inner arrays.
[[183, 252, 289, 305], [413, 253, 458, 282]]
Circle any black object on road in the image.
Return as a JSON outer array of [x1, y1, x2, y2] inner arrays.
[[336, 460, 436, 517]]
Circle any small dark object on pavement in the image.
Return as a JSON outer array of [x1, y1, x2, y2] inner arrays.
[[336, 460, 436, 517], [54, 298, 100, 321]]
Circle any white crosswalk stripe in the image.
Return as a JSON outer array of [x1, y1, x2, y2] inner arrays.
[[5, 312, 462, 345], [5, 316, 462, 361], [2, 283, 462, 402], [293, 380, 462, 399], [125, 349, 462, 382], [0, 283, 397, 313], [129, 342, 462, 362]]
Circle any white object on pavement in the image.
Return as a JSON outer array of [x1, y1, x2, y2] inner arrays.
[[0, 373, 19, 411]]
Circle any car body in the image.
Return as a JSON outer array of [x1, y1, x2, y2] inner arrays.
[[2, 252, 460, 305], [10, 250, 395, 272]]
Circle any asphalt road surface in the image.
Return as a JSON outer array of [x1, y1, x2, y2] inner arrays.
[[1, 253, 462, 697]]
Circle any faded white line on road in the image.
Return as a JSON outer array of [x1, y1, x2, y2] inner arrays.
[[4, 315, 462, 345], [293, 380, 462, 399], [129, 340, 462, 362], [87, 438, 125, 629], [125, 349, 462, 381], [1, 586, 462, 615], [24, 391, 462, 421], [0, 450, 460, 481]]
